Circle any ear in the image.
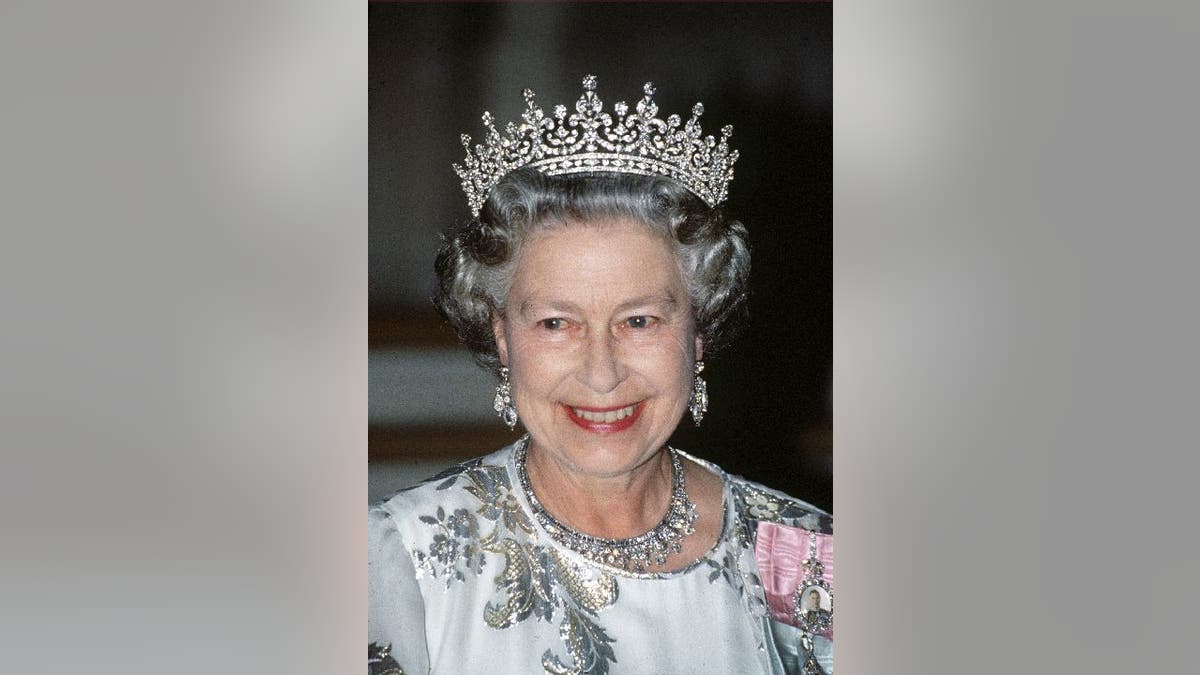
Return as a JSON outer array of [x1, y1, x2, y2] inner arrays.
[[694, 334, 704, 362], [492, 313, 509, 367]]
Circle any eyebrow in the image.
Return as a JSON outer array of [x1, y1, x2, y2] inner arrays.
[[615, 293, 679, 313], [518, 299, 583, 318]]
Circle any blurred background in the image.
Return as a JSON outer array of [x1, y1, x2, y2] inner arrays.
[[370, 2, 831, 511]]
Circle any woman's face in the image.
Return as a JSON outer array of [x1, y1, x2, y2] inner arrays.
[[493, 218, 701, 479]]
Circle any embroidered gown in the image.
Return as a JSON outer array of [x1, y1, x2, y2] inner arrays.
[[368, 439, 833, 675]]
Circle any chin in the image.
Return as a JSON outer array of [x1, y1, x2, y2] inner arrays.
[[566, 430, 673, 474]]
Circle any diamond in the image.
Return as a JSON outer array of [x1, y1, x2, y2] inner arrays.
[[455, 77, 739, 217], [516, 441, 696, 573]]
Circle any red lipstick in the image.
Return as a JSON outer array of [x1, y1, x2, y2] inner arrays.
[[563, 402, 644, 433]]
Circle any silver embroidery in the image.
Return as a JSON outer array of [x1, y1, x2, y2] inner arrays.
[[412, 460, 619, 674], [462, 465, 535, 536], [704, 503, 768, 618], [413, 506, 486, 585], [403, 457, 829, 675], [551, 549, 618, 614], [736, 484, 831, 533], [543, 604, 618, 675], [743, 488, 785, 521], [482, 538, 557, 628], [541, 550, 618, 675]]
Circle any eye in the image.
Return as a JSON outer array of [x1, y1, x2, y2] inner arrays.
[[625, 316, 655, 329], [540, 318, 566, 331]]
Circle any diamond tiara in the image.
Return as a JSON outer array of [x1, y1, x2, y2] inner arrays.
[[453, 75, 740, 218]]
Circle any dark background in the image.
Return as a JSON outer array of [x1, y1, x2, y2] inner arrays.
[[370, 2, 831, 511]]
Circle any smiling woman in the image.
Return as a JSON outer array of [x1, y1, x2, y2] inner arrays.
[[496, 221, 699, 481], [368, 77, 833, 675]]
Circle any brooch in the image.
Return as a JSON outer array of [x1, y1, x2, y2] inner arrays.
[[791, 530, 833, 635]]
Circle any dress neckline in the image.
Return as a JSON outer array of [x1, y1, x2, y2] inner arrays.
[[504, 436, 732, 580]]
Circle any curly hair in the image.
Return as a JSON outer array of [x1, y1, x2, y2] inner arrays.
[[434, 167, 751, 370]]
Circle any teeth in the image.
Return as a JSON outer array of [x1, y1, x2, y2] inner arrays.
[[572, 404, 636, 423]]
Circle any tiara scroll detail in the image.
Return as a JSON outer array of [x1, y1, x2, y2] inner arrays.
[[453, 75, 740, 217]]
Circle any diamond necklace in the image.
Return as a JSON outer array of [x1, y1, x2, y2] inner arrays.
[[516, 439, 698, 573]]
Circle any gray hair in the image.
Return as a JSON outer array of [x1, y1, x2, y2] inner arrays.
[[434, 167, 751, 370]]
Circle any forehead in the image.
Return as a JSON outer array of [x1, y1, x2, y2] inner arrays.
[[509, 219, 685, 301]]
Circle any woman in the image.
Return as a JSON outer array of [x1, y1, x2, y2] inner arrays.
[[369, 76, 832, 675]]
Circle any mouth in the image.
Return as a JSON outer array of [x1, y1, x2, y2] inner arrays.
[[563, 401, 644, 433]]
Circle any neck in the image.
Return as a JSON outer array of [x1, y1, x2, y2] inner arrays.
[[523, 441, 674, 539]]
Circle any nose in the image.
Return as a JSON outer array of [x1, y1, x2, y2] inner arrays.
[[579, 329, 622, 394]]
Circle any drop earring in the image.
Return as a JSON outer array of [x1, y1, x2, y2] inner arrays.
[[689, 361, 708, 426], [493, 366, 518, 430]]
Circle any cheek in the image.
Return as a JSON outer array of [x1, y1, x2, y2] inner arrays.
[[507, 338, 572, 395], [634, 338, 694, 392]]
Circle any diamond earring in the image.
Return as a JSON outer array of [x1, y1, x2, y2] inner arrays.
[[493, 366, 518, 430], [689, 361, 708, 426]]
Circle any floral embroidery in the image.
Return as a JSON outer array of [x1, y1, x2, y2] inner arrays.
[[412, 462, 537, 583], [400, 454, 830, 675], [461, 465, 533, 536], [413, 505, 486, 585], [484, 540, 619, 675], [541, 550, 618, 675], [551, 549, 618, 614], [411, 459, 618, 674], [543, 605, 617, 675], [704, 504, 767, 620], [743, 489, 785, 521], [733, 483, 832, 534], [482, 538, 558, 628]]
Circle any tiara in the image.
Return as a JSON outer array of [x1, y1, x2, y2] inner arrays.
[[453, 75, 739, 217]]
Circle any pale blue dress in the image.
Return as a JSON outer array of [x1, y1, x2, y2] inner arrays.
[[368, 439, 833, 674]]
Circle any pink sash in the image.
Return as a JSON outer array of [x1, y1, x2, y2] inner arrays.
[[755, 522, 833, 636]]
